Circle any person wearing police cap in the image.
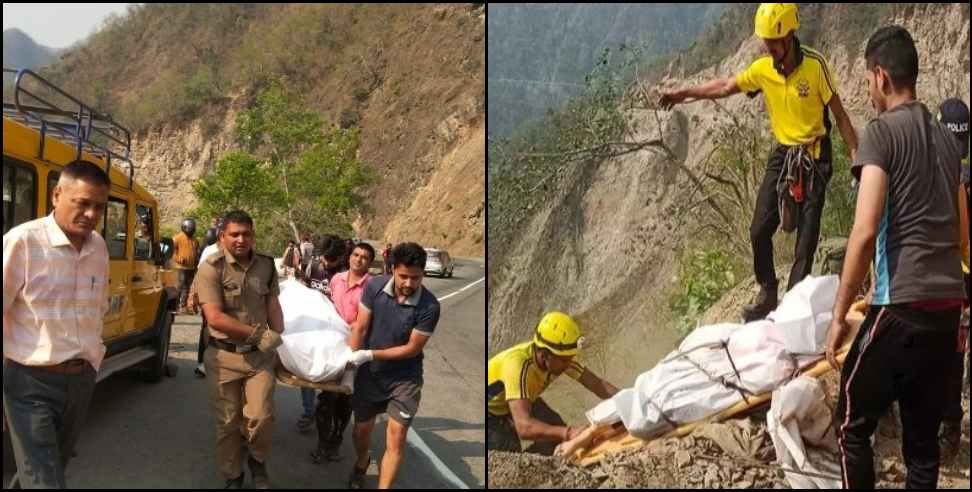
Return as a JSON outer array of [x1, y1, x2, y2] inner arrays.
[[938, 97, 970, 461], [195, 210, 284, 489], [173, 217, 200, 313]]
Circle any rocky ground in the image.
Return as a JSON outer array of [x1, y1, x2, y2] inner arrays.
[[489, 370, 971, 489]]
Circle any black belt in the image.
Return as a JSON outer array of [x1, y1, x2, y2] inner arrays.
[[208, 338, 258, 354]]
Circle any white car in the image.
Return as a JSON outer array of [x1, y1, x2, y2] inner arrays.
[[424, 248, 454, 278]]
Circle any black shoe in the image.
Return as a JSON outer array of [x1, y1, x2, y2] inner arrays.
[[248, 456, 270, 489], [224, 473, 244, 489], [348, 462, 368, 489], [742, 284, 778, 322]]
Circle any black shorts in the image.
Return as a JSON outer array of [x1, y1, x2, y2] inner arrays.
[[352, 369, 422, 427]]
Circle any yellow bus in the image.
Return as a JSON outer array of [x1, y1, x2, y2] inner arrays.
[[3, 68, 178, 384]]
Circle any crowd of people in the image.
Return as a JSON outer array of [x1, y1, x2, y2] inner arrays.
[[5, 183, 443, 489]]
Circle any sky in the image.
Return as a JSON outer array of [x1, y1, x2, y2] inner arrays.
[[3, 3, 132, 48]]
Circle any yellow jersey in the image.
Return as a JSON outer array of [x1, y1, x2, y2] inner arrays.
[[487, 341, 585, 417], [736, 41, 838, 156]]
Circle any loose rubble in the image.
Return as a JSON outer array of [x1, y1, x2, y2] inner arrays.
[[489, 370, 970, 489]]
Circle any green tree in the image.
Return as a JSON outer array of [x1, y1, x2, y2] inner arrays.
[[192, 77, 373, 252], [191, 151, 283, 223], [287, 127, 373, 239]]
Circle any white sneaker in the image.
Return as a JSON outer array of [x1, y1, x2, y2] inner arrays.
[[194, 363, 206, 378]]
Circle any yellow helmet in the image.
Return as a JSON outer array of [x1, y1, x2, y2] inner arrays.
[[754, 3, 799, 40], [534, 312, 583, 357]]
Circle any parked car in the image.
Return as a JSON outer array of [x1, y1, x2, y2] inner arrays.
[[424, 248, 454, 278]]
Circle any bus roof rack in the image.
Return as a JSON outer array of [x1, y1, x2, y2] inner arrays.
[[3, 67, 134, 190]]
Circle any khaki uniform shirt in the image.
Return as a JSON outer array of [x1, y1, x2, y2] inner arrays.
[[194, 249, 280, 342]]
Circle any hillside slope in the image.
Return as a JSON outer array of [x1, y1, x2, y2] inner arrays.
[[25, 4, 485, 256]]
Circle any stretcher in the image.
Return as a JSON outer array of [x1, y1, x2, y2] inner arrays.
[[275, 361, 354, 395], [562, 301, 868, 466]]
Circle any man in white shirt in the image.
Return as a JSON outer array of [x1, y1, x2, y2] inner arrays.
[[2, 160, 111, 488]]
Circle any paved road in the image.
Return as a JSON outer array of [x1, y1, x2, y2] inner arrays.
[[3, 259, 485, 489]]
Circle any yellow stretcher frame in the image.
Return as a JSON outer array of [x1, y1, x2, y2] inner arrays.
[[275, 362, 353, 395]]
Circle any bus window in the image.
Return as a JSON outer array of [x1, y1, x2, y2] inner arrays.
[[104, 198, 128, 259], [134, 204, 154, 260], [3, 158, 38, 235]]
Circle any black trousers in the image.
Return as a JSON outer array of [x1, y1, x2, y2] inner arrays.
[[485, 398, 566, 455], [945, 273, 972, 425], [314, 392, 352, 451], [178, 269, 196, 307], [751, 138, 832, 291], [942, 342, 967, 426], [835, 304, 959, 489], [197, 312, 208, 365]]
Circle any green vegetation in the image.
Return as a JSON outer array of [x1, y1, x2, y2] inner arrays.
[[34, 4, 398, 133], [190, 78, 373, 253], [488, 46, 638, 259], [820, 132, 856, 239], [159, 224, 178, 240], [669, 247, 743, 337], [487, 4, 728, 138], [352, 87, 370, 103]]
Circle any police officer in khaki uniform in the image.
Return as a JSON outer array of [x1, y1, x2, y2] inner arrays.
[[195, 210, 285, 489]]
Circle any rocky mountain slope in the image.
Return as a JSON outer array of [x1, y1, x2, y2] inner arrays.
[[13, 4, 485, 256], [487, 3, 970, 424], [487, 4, 727, 138]]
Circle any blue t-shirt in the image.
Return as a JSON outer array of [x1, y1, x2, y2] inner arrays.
[[360, 275, 440, 378]]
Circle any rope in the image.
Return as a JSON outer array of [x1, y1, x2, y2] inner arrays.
[[719, 342, 755, 405], [670, 344, 757, 405], [777, 144, 817, 225], [644, 396, 679, 432]]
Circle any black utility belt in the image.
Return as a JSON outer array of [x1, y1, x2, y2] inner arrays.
[[209, 338, 258, 354]]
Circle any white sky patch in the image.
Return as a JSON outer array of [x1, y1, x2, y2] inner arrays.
[[3, 3, 132, 49]]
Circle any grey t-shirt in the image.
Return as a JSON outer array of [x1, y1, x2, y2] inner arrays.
[[851, 101, 964, 305]]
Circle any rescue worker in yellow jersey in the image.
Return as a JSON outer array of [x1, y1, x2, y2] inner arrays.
[[660, 3, 860, 322], [487, 312, 619, 454]]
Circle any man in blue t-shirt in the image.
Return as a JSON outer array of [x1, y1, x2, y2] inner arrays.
[[345, 242, 441, 489]]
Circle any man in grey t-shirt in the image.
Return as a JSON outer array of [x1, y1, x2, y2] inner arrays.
[[825, 26, 969, 490]]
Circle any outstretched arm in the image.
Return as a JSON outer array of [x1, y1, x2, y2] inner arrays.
[[659, 77, 741, 110]]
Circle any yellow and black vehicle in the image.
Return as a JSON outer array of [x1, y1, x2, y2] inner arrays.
[[3, 67, 179, 384]]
